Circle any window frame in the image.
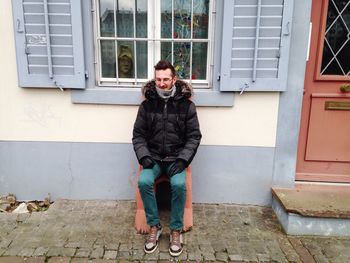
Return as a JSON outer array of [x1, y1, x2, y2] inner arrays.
[[71, 0, 234, 106], [93, 0, 215, 88]]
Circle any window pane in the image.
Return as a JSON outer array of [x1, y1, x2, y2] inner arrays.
[[101, 40, 116, 78], [174, 42, 191, 79], [193, 0, 209, 39], [136, 41, 147, 78], [100, 0, 114, 37], [321, 0, 350, 75], [117, 41, 134, 78], [161, 42, 172, 62], [174, 0, 191, 38], [161, 0, 172, 38], [192, 42, 207, 80], [136, 0, 147, 38], [116, 0, 134, 37]]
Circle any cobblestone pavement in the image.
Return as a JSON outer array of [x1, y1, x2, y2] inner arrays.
[[0, 200, 349, 262]]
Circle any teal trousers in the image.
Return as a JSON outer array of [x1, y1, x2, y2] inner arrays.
[[138, 162, 186, 231]]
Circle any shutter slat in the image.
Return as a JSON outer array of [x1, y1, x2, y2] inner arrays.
[[12, 0, 85, 89], [220, 0, 293, 92]]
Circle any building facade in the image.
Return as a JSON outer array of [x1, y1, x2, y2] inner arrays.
[[0, 0, 349, 205]]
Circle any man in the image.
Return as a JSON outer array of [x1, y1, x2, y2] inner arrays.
[[132, 60, 201, 256]]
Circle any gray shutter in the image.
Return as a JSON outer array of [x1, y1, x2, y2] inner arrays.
[[12, 0, 85, 89], [220, 0, 293, 92]]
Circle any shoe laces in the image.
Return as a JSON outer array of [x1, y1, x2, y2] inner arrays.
[[171, 230, 181, 246], [147, 226, 159, 243]]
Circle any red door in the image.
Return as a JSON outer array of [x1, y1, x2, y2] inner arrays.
[[296, 0, 350, 182]]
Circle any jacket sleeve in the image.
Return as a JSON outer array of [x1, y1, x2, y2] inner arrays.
[[177, 102, 202, 165], [132, 102, 151, 163]]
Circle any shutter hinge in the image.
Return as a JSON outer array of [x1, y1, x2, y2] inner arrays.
[[53, 80, 64, 91], [85, 71, 89, 79], [217, 74, 221, 81], [240, 83, 249, 95], [25, 46, 30, 54], [276, 49, 281, 58]]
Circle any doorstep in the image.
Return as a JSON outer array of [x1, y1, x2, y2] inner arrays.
[[272, 183, 350, 236]]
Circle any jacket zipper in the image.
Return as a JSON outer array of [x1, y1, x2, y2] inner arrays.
[[162, 101, 168, 159]]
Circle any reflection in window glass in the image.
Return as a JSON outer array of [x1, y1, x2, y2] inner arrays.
[[161, 42, 172, 61], [136, 41, 147, 78], [192, 43, 207, 79], [193, 0, 209, 39], [101, 40, 116, 78], [174, 0, 192, 39], [100, 0, 114, 37], [136, 0, 147, 38], [174, 42, 191, 79], [160, 0, 209, 80], [161, 0, 172, 38], [117, 0, 134, 37]]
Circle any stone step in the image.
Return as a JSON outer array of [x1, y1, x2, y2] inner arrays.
[[271, 183, 350, 237]]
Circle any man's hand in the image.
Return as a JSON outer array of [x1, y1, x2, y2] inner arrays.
[[141, 157, 155, 169], [168, 159, 187, 177]]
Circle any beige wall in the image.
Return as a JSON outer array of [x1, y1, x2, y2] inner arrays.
[[0, 0, 279, 147]]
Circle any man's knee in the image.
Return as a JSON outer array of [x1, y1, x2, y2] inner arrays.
[[138, 174, 154, 190], [170, 176, 186, 192]]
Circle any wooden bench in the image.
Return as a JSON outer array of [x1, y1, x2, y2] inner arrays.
[[135, 166, 193, 234]]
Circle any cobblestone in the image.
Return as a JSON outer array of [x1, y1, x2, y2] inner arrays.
[[228, 254, 243, 262], [103, 250, 118, 259], [187, 251, 202, 261], [75, 247, 91, 258], [90, 247, 104, 259], [32, 246, 49, 257], [0, 200, 349, 262], [47, 257, 71, 263], [2, 246, 23, 256], [257, 253, 270, 262], [17, 247, 35, 257], [46, 247, 76, 257], [202, 252, 216, 261], [215, 251, 228, 262]]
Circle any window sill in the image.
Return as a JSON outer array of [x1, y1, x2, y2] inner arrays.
[[71, 87, 234, 107]]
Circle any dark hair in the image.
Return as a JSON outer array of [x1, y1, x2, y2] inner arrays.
[[154, 60, 176, 77]]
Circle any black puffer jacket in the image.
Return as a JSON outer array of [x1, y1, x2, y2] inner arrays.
[[132, 80, 202, 165]]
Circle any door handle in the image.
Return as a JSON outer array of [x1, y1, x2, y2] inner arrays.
[[340, 84, 350, 92]]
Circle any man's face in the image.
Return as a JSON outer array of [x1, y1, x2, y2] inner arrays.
[[155, 68, 176, 90]]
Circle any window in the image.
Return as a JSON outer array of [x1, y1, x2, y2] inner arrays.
[[95, 0, 213, 88], [317, 0, 350, 79]]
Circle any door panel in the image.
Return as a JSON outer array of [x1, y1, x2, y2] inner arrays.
[[296, 0, 350, 183], [305, 96, 350, 162]]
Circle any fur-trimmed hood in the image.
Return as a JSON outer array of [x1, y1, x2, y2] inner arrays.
[[142, 79, 193, 100]]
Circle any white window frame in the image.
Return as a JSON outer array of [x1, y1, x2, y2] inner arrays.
[[93, 0, 215, 88]]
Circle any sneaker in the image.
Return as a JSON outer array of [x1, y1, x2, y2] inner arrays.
[[144, 225, 162, 254], [169, 230, 183, 257]]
